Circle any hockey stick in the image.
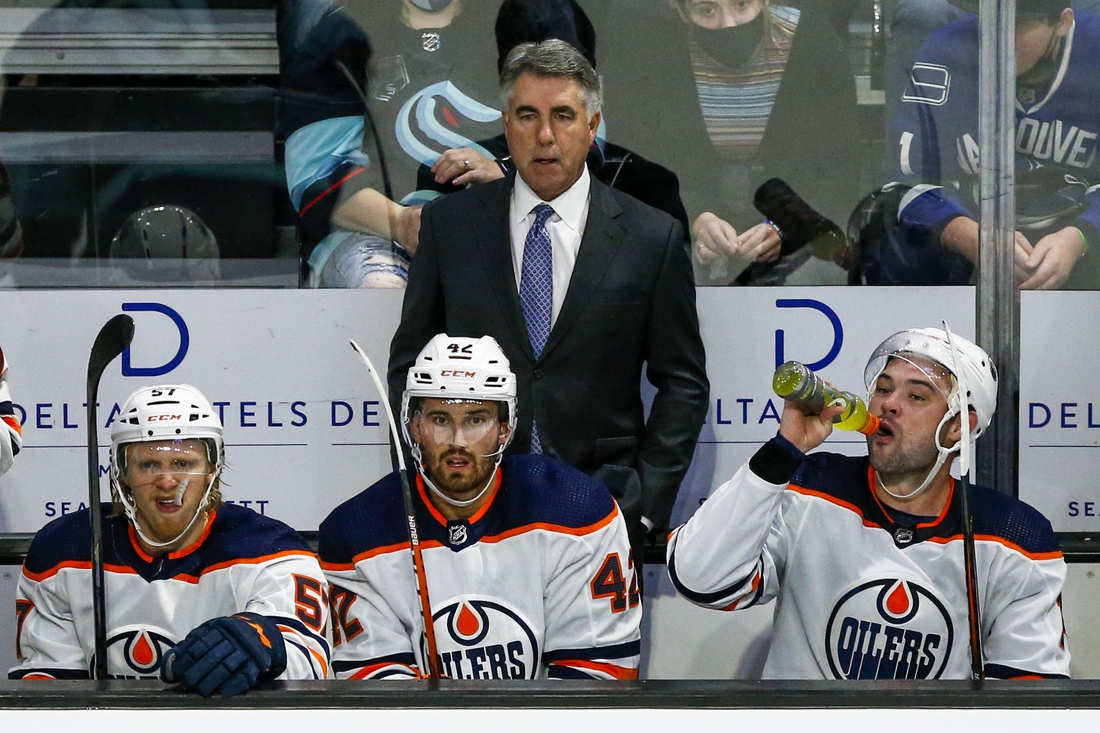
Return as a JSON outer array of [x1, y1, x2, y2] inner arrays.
[[86, 314, 135, 680], [349, 340, 442, 682], [944, 321, 984, 680]]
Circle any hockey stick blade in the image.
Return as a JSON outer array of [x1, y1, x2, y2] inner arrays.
[[348, 340, 442, 682], [86, 314, 135, 680]]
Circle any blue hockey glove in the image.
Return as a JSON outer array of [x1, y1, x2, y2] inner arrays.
[[161, 612, 287, 697]]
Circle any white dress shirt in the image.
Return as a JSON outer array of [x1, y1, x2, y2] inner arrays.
[[509, 167, 591, 328]]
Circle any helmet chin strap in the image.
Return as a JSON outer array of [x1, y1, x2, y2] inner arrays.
[[411, 443, 504, 509], [115, 469, 221, 550], [875, 410, 960, 501]]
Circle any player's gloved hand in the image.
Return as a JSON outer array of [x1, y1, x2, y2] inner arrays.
[[161, 612, 287, 697]]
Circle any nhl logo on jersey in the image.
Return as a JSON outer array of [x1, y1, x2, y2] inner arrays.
[[893, 527, 915, 547], [102, 625, 178, 678], [431, 599, 539, 679], [825, 578, 953, 680], [421, 32, 441, 52], [448, 522, 468, 546]]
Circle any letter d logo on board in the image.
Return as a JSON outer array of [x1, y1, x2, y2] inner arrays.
[[121, 303, 189, 377], [774, 299, 843, 370]]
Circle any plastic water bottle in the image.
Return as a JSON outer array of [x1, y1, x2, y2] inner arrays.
[[772, 361, 881, 435]]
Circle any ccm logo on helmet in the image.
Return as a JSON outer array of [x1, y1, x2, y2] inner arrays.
[[148, 414, 183, 421], [825, 578, 953, 680], [439, 370, 477, 378]]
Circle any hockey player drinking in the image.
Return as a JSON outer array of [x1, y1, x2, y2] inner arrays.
[[10, 384, 330, 694], [319, 334, 641, 680], [669, 329, 1070, 679]]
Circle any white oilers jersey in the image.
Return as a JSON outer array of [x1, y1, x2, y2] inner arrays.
[[318, 455, 642, 680], [0, 356, 21, 476], [10, 504, 331, 681], [668, 438, 1070, 680]]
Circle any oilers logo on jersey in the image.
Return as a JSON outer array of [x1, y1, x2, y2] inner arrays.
[[431, 598, 538, 680], [103, 625, 177, 678], [825, 578, 954, 680]]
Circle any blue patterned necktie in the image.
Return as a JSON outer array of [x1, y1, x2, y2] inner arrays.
[[520, 203, 554, 453]]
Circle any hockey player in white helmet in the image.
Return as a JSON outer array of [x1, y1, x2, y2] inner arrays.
[[669, 328, 1070, 679], [0, 345, 22, 476], [10, 384, 330, 694], [320, 334, 641, 679]]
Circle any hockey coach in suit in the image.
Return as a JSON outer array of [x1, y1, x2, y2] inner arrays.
[[389, 38, 709, 545]]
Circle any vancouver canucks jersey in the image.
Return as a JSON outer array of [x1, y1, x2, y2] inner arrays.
[[667, 438, 1069, 680], [888, 13, 1100, 249], [10, 504, 331, 681], [318, 454, 642, 680]]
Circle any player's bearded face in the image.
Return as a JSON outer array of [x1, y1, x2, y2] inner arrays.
[[412, 399, 507, 498], [867, 358, 955, 480], [122, 440, 214, 548]]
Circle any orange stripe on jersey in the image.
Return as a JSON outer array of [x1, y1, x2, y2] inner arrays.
[[349, 660, 418, 679], [787, 483, 883, 530], [22, 560, 138, 583], [326, 500, 618, 567], [169, 511, 218, 560], [322, 538, 448, 571], [551, 659, 638, 680], [2, 414, 21, 435], [22, 559, 137, 581], [925, 533, 1064, 561], [20, 673, 57, 680], [278, 623, 330, 677], [479, 503, 620, 545], [721, 570, 761, 611], [865, 467, 956, 530], [165, 550, 320, 584]]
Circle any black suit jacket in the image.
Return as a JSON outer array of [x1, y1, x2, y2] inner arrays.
[[388, 174, 709, 531]]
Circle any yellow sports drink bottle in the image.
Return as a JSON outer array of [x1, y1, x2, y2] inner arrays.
[[772, 361, 881, 435]]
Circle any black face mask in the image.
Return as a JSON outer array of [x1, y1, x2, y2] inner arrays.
[[692, 13, 766, 68]]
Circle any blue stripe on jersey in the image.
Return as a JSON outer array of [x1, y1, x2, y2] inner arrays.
[[984, 663, 1069, 680], [543, 640, 641, 662], [319, 455, 617, 564], [8, 667, 88, 680], [273, 614, 330, 656], [667, 548, 758, 606], [545, 665, 599, 680], [22, 504, 312, 581], [283, 639, 320, 680]]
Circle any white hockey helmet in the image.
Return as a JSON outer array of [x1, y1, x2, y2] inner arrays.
[[400, 334, 518, 450], [110, 383, 224, 468], [864, 327, 998, 439]]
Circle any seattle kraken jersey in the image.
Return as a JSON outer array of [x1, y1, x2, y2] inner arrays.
[[10, 504, 330, 681], [318, 455, 642, 680], [889, 13, 1100, 248], [0, 363, 20, 476], [668, 438, 1070, 680]]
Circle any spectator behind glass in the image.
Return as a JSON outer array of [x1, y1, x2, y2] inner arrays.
[[598, 0, 860, 285], [279, 0, 499, 287], [418, 0, 691, 235], [875, 0, 1100, 289]]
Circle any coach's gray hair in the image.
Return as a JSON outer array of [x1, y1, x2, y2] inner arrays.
[[500, 39, 601, 119]]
